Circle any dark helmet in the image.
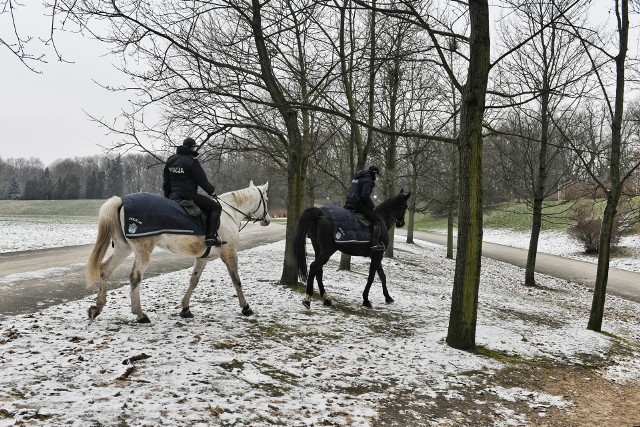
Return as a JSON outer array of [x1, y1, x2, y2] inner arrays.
[[183, 137, 197, 148], [368, 165, 381, 176]]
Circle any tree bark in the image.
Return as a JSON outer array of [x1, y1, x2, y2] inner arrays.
[[447, 143, 458, 260], [384, 35, 401, 258], [525, 83, 550, 286], [446, 0, 490, 351], [250, 0, 307, 286], [588, 0, 628, 331]]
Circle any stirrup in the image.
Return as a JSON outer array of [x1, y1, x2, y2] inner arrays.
[[205, 237, 227, 247], [371, 242, 385, 252]]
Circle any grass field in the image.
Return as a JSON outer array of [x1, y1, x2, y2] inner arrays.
[[0, 199, 104, 217], [412, 200, 610, 232]]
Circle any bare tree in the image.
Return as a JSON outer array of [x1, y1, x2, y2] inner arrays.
[[584, 0, 637, 331], [1, 0, 50, 70], [493, 0, 592, 287]]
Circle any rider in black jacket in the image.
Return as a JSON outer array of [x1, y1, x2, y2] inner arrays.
[[344, 165, 385, 251], [163, 137, 226, 247]]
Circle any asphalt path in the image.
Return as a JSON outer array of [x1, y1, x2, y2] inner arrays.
[[397, 229, 640, 303], [0, 222, 287, 319]]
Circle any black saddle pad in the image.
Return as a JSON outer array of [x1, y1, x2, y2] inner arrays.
[[324, 205, 371, 244], [122, 192, 205, 239]]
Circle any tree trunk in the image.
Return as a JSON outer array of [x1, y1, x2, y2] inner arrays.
[[406, 167, 417, 244], [525, 84, 550, 287], [250, 0, 307, 286], [280, 110, 308, 286], [447, 146, 457, 259], [447, 71, 458, 260], [588, 0, 628, 331], [446, 0, 490, 351], [384, 41, 400, 258]]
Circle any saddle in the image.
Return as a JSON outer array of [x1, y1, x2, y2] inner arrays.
[[323, 205, 372, 244], [122, 192, 206, 238], [168, 193, 202, 218]]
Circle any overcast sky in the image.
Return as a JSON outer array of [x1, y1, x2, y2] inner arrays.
[[1, 2, 131, 166], [0, 2, 634, 167]]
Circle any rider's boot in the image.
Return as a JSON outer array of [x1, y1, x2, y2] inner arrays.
[[205, 234, 227, 247], [371, 224, 385, 252], [204, 212, 227, 247]]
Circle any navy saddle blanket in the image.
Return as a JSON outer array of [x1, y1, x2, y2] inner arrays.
[[324, 205, 371, 244], [122, 192, 205, 239]]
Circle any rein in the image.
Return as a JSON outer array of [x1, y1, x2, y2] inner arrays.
[[218, 187, 269, 231], [376, 209, 403, 225]]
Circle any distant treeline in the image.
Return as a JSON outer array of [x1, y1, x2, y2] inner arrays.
[[0, 153, 288, 210]]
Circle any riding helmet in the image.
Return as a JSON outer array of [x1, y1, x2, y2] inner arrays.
[[183, 137, 197, 148], [368, 165, 381, 176]]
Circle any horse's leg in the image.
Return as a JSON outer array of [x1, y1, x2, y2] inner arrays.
[[376, 261, 393, 303], [316, 267, 332, 307], [88, 241, 132, 320], [306, 240, 332, 307], [304, 252, 333, 309], [220, 251, 253, 316], [303, 242, 319, 309], [129, 241, 156, 323], [179, 258, 208, 318], [362, 253, 383, 308]]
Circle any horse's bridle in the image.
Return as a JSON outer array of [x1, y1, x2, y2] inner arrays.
[[378, 210, 406, 227], [218, 187, 270, 231]]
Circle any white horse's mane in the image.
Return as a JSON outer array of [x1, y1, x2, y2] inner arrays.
[[218, 182, 265, 207]]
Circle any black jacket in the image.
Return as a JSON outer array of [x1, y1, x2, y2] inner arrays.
[[345, 169, 375, 210], [163, 146, 215, 199]]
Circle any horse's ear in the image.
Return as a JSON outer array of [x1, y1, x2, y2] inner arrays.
[[249, 180, 255, 187], [264, 181, 269, 190]]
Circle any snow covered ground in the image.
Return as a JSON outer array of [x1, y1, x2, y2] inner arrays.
[[0, 216, 98, 253], [1, 218, 640, 425]]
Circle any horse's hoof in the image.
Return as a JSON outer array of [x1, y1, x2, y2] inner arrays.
[[302, 300, 311, 309], [323, 299, 332, 307], [88, 306, 100, 320], [363, 301, 373, 309], [385, 297, 395, 304], [242, 304, 253, 316], [180, 307, 193, 318], [137, 315, 151, 324]]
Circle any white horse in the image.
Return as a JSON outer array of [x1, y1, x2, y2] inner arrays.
[[86, 181, 270, 323]]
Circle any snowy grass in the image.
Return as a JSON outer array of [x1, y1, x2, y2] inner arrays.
[[1, 239, 639, 426], [0, 216, 98, 253]]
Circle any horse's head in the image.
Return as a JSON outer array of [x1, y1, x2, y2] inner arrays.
[[375, 189, 411, 228], [394, 189, 411, 228], [250, 181, 271, 226]]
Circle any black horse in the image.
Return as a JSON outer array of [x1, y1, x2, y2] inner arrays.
[[293, 189, 411, 309]]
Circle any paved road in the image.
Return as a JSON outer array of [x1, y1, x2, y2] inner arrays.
[[397, 230, 640, 303], [0, 222, 287, 318]]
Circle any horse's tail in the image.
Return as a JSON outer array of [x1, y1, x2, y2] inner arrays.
[[87, 196, 124, 288], [293, 207, 323, 282]]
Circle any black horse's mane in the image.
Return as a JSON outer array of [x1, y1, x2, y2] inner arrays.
[[374, 193, 404, 213]]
